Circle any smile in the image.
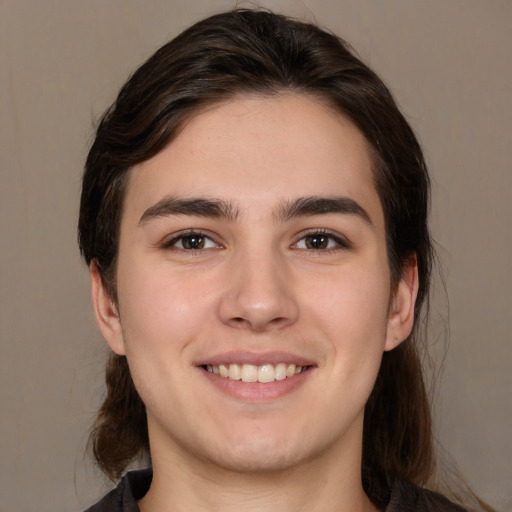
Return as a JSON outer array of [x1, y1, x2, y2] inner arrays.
[[205, 363, 307, 383]]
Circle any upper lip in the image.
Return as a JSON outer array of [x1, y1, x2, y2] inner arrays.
[[195, 350, 316, 367]]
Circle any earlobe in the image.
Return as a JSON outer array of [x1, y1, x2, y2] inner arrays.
[[384, 256, 419, 352], [90, 261, 126, 355]]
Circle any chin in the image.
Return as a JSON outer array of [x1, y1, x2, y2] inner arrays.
[[207, 445, 303, 474], [197, 428, 322, 475]]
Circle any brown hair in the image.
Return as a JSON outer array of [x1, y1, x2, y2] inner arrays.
[[81, 7, 436, 501]]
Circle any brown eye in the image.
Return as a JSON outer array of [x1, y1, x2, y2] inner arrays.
[[305, 234, 330, 249], [181, 234, 206, 249], [165, 232, 218, 250], [294, 231, 350, 251]]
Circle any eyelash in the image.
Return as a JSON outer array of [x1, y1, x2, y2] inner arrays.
[[161, 230, 220, 251], [161, 228, 351, 253], [293, 229, 352, 252]]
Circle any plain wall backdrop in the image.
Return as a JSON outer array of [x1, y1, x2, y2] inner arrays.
[[1, 1, 510, 511]]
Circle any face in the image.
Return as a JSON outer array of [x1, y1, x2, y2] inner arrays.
[[92, 94, 417, 474]]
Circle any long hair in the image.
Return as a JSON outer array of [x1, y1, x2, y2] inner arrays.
[[80, 7, 436, 497]]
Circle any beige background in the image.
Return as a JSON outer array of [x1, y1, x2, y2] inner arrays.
[[1, 1, 510, 511]]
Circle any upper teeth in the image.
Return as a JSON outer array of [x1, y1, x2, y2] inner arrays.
[[205, 363, 304, 383]]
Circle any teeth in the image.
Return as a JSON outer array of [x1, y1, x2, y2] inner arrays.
[[206, 363, 306, 383], [228, 363, 241, 380], [241, 364, 258, 382], [275, 363, 287, 381], [258, 364, 275, 383]]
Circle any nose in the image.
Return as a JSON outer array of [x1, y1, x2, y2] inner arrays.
[[218, 249, 299, 332]]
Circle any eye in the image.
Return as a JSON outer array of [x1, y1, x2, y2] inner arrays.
[[164, 231, 219, 250], [294, 231, 350, 251]]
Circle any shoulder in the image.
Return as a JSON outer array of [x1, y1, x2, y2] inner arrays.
[[387, 480, 467, 512], [83, 468, 152, 512]]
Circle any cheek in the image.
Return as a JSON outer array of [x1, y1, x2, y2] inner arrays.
[[116, 261, 215, 353], [304, 264, 390, 333], [115, 264, 208, 413], [301, 263, 391, 381]]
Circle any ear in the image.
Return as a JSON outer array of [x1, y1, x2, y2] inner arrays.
[[384, 255, 419, 352], [90, 261, 126, 355]]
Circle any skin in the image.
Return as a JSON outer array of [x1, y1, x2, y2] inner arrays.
[[91, 94, 418, 512]]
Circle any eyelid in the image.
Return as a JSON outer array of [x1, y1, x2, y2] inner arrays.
[[159, 228, 351, 252], [161, 229, 223, 250], [292, 228, 352, 251]]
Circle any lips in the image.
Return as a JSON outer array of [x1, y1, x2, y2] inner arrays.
[[197, 351, 316, 394]]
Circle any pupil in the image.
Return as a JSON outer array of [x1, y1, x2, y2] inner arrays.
[[307, 235, 328, 249], [184, 235, 204, 249]]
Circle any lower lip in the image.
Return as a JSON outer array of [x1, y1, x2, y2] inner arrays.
[[199, 367, 313, 402]]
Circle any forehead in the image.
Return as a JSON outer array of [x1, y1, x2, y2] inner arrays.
[[123, 94, 383, 228]]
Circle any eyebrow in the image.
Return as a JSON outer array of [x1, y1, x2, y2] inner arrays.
[[139, 195, 372, 226], [275, 196, 372, 225], [139, 197, 239, 224]]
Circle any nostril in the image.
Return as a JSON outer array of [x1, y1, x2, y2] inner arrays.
[[229, 317, 247, 328]]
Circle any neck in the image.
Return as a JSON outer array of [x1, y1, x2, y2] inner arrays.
[[138, 423, 378, 512]]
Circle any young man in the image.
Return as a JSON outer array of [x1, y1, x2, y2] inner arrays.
[[79, 9, 477, 512]]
